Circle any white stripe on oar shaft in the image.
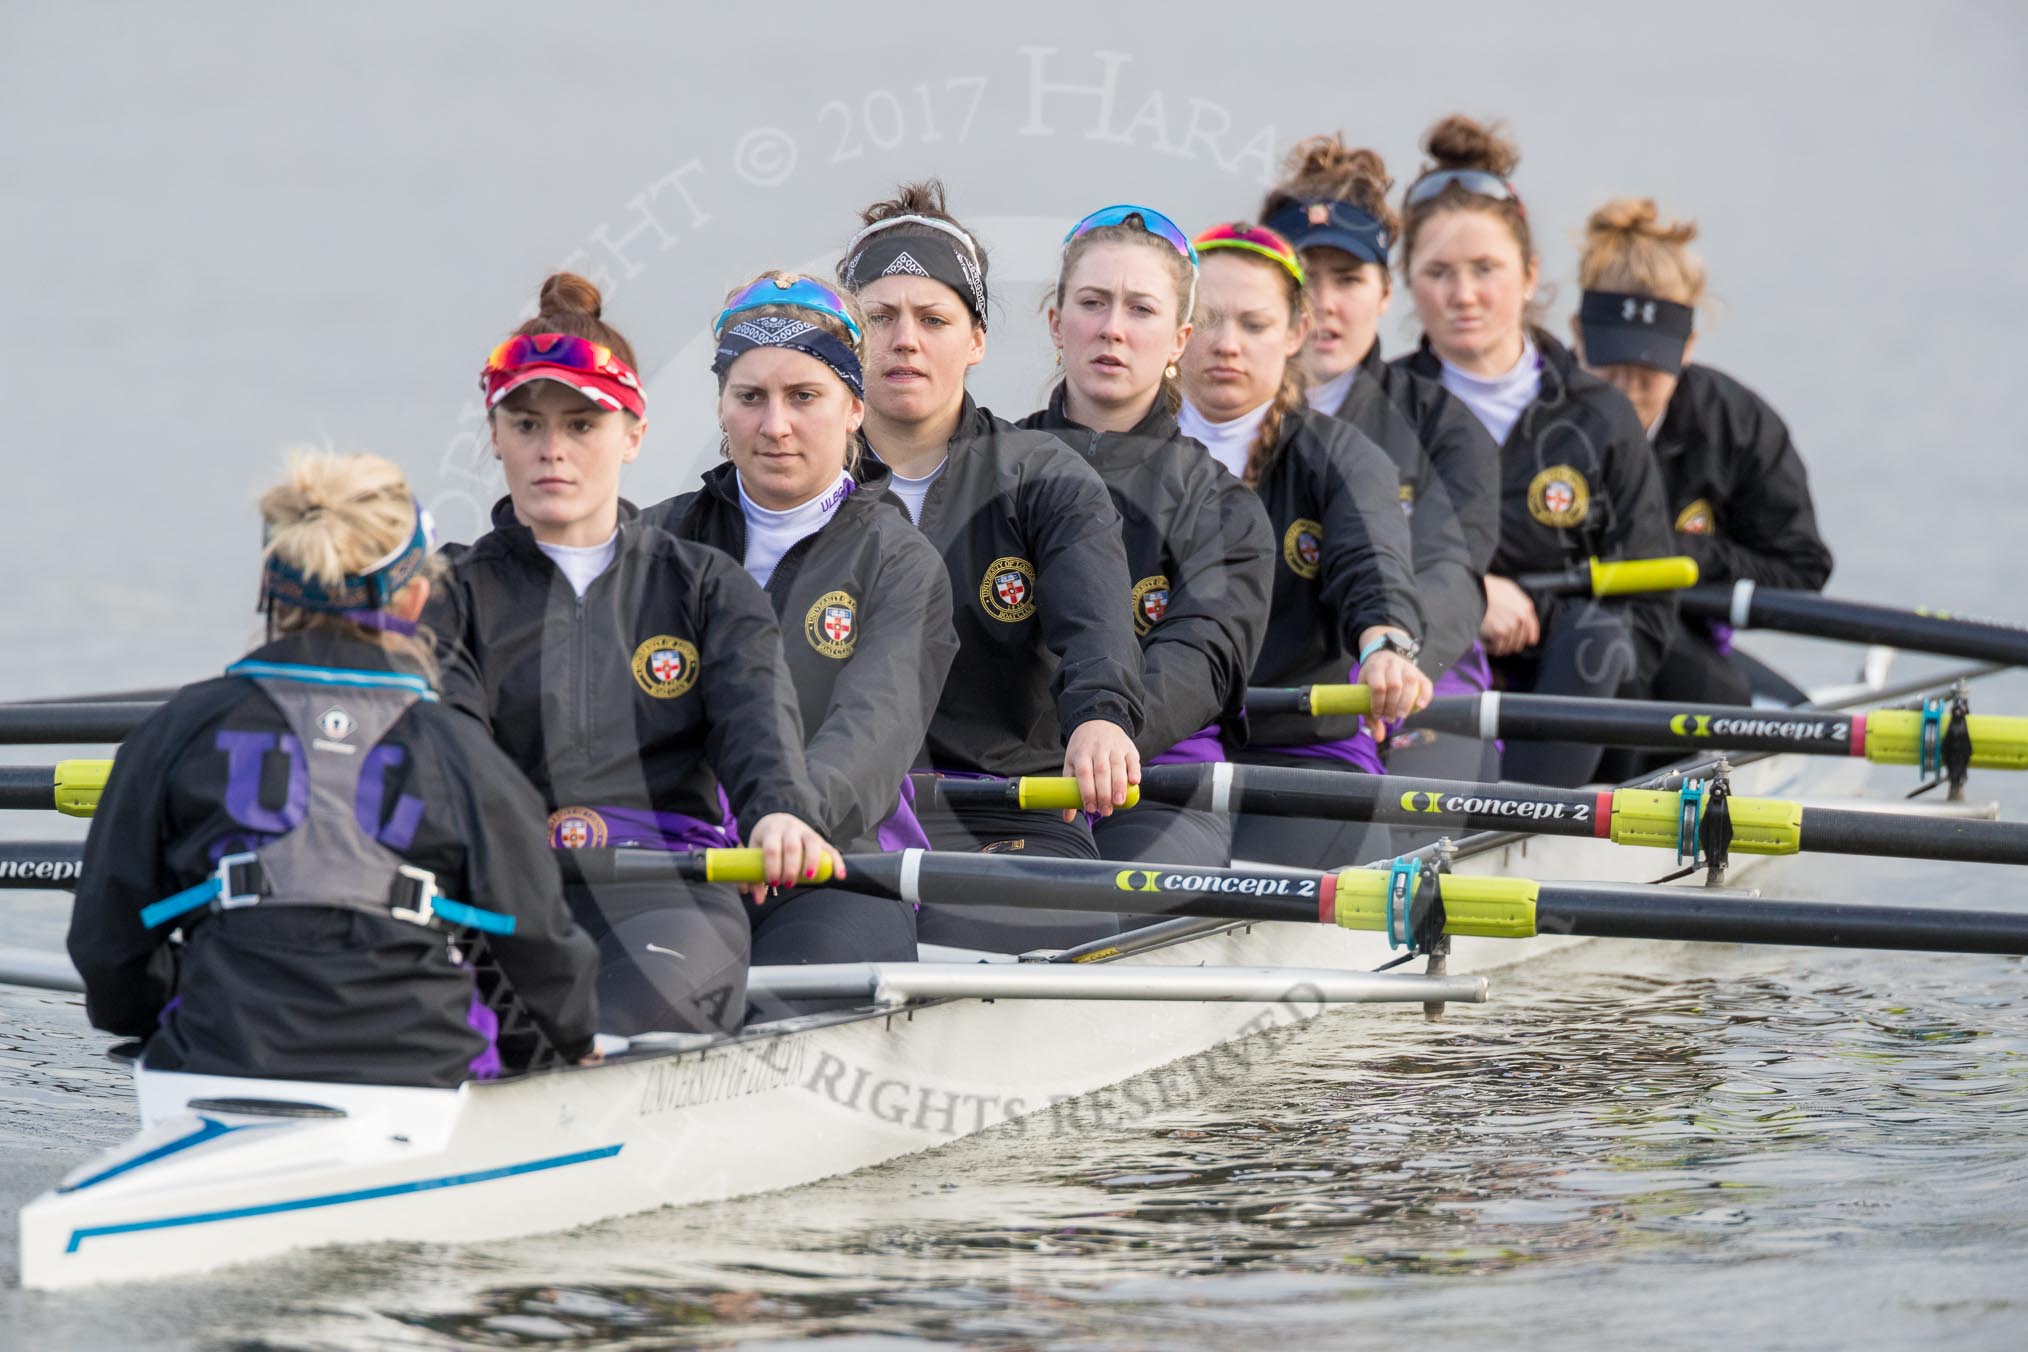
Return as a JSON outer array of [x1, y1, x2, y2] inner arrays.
[[1731, 579, 1757, 629], [1479, 692, 1501, 742], [899, 848, 925, 904], [1210, 762, 1234, 815]]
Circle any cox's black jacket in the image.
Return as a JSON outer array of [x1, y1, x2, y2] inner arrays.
[[1019, 390, 1274, 758], [1322, 343, 1493, 673], [1653, 363, 1833, 591], [1244, 406, 1422, 745], [870, 396, 1147, 776], [648, 460, 959, 849], [1401, 331, 1677, 675], [428, 499, 820, 837], [68, 634, 600, 1086]]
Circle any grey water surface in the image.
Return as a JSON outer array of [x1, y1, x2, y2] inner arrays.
[[4, 2, 2028, 1347]]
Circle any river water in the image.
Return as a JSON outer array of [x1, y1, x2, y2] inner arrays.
[[4, 2, 2027, 1347]]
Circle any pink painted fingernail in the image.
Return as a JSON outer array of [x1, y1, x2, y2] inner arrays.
[[804, 867, 817, 879]]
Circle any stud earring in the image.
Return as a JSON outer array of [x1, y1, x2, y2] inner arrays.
[[1164, 363, 1179, 380], [1053, 349, 1063, 367]]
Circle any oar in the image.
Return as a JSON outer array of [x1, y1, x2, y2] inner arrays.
[[587, 847, 2028, 955], [0, 841, 85, 888], [1402, 690, 2028, 770], [917, 765, 2028, 868], [1515, 555, 1700, 597], [5, 686, 182, 706], [1684, 581, 2028, 667], [0, 762, 110, 816], [0, 704, 158, 746]]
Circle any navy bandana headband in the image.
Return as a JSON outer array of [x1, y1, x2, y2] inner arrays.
[[840, 229, 989, 327], [713, 315, 865, 396]]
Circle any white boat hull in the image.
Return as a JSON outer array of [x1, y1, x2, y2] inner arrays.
[[16, 723, 1903, 1288]]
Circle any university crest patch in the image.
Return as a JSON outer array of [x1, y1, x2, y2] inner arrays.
[[547, 806, 609, 850], [805, 590, 859, 659], [1131, 574, 1171, 636], [1674, 498, 1715, 535], [1282, 518, 1323, 579], [979, 556, 1037, 622], [1526, 465, 1591, 528], [631, 634, 701, 698]]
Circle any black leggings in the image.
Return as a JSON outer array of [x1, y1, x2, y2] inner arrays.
[[1492, 600, 1639, 787], [913, 801, 1116, 952], [1230, 750, 1395, 871], [566, 879, 749, 1038], [746, 887, 917, 1018]]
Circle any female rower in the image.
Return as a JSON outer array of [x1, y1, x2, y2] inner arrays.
[[1021, 205, 1275, 870], [649, 271, 958, 988], [1178, 221, 1427, 871], [1573, 198, 1833, 706], [430, 272, 840, 1036], [1395, 116, 1676, 787], [69, 450, 599, 1087], [1261, 134, 1500, 782], [836, 180, 1147, 952]]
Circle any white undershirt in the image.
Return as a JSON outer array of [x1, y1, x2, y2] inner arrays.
[[537, 531, 618, 598], [886, 460, 947, 524], [1439, 338, 1541, 447], [1305, 365, 1357, 416], [737, 471, 854, 588], [1178, 399, 1273, 480]]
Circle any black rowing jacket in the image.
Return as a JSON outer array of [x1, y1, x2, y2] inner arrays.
[[647, 459, 959, 849], [428, 498, 820, 838], [1244, 406, 1423, 748], [1018, 389, 1275, 758], [868, 396, 1147, 776], [68, 633, 600, 1086], [1653, 363, 1834, 591], [1320, 343, 1493, 674], [1400, 330, 1677, 675]]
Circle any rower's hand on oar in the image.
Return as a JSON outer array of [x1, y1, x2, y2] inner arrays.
[[1480, 574, 1542, 657], [1061, 720, 1142, 822], [743, 813, 847, 906], [1355, 647, 1434, 743]]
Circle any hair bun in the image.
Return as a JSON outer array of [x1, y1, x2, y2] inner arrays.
[[1586, 197, 1698, 247], [1421, 114, 1521, 177], [537, 271, 604, 320]]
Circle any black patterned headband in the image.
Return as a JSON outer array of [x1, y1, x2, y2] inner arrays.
[[838, 215, 989, 327]]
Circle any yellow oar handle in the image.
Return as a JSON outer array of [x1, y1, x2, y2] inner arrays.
[[1012, 779, 1143, 811], [1608, 789, 1803, 855], [1306, 685, 1374, 716], [1863, 711, 2028, 771], [700, 847, 838, 885], [1330, 869, 1540, 939], [1590, 555, 1700, 596], [54, 758, 112, 818]]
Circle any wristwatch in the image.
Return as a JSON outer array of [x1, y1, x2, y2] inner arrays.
[[1357, 630, 1421, 665]]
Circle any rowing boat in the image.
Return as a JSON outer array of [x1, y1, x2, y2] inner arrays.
[[15, 653, 1996, 1288]]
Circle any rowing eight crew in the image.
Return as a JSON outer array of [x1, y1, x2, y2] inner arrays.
[[65, 114, 1831, 1087]]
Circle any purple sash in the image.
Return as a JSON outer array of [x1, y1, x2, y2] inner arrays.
[[875, 775, 932, 851], [1706, 621, 1735, 656], [1253, 661, 1386, 773], [1148, 724, 1225, 766], [1433, 642, 1494, 697], [546, 804, 733, 853]]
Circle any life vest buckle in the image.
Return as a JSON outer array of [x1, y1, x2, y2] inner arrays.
[[388, 863, 440, 928], [213, 851, 265, 911]]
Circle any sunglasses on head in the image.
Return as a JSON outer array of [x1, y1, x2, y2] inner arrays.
[[1403, 168, 1525, 215], [1063, 204, 1200, 266], [1191, 222, 1306, 287], [482, 333, 637, 383], [714, 276, 862, 342]]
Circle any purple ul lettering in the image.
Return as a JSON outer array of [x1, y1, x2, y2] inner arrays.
[[355, 744, 425, 852], [216, 730, 308, 834]]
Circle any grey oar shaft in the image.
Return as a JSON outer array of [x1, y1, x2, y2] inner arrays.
[[0, 946, 82, 994], [751, 962, 1486, 1006]]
